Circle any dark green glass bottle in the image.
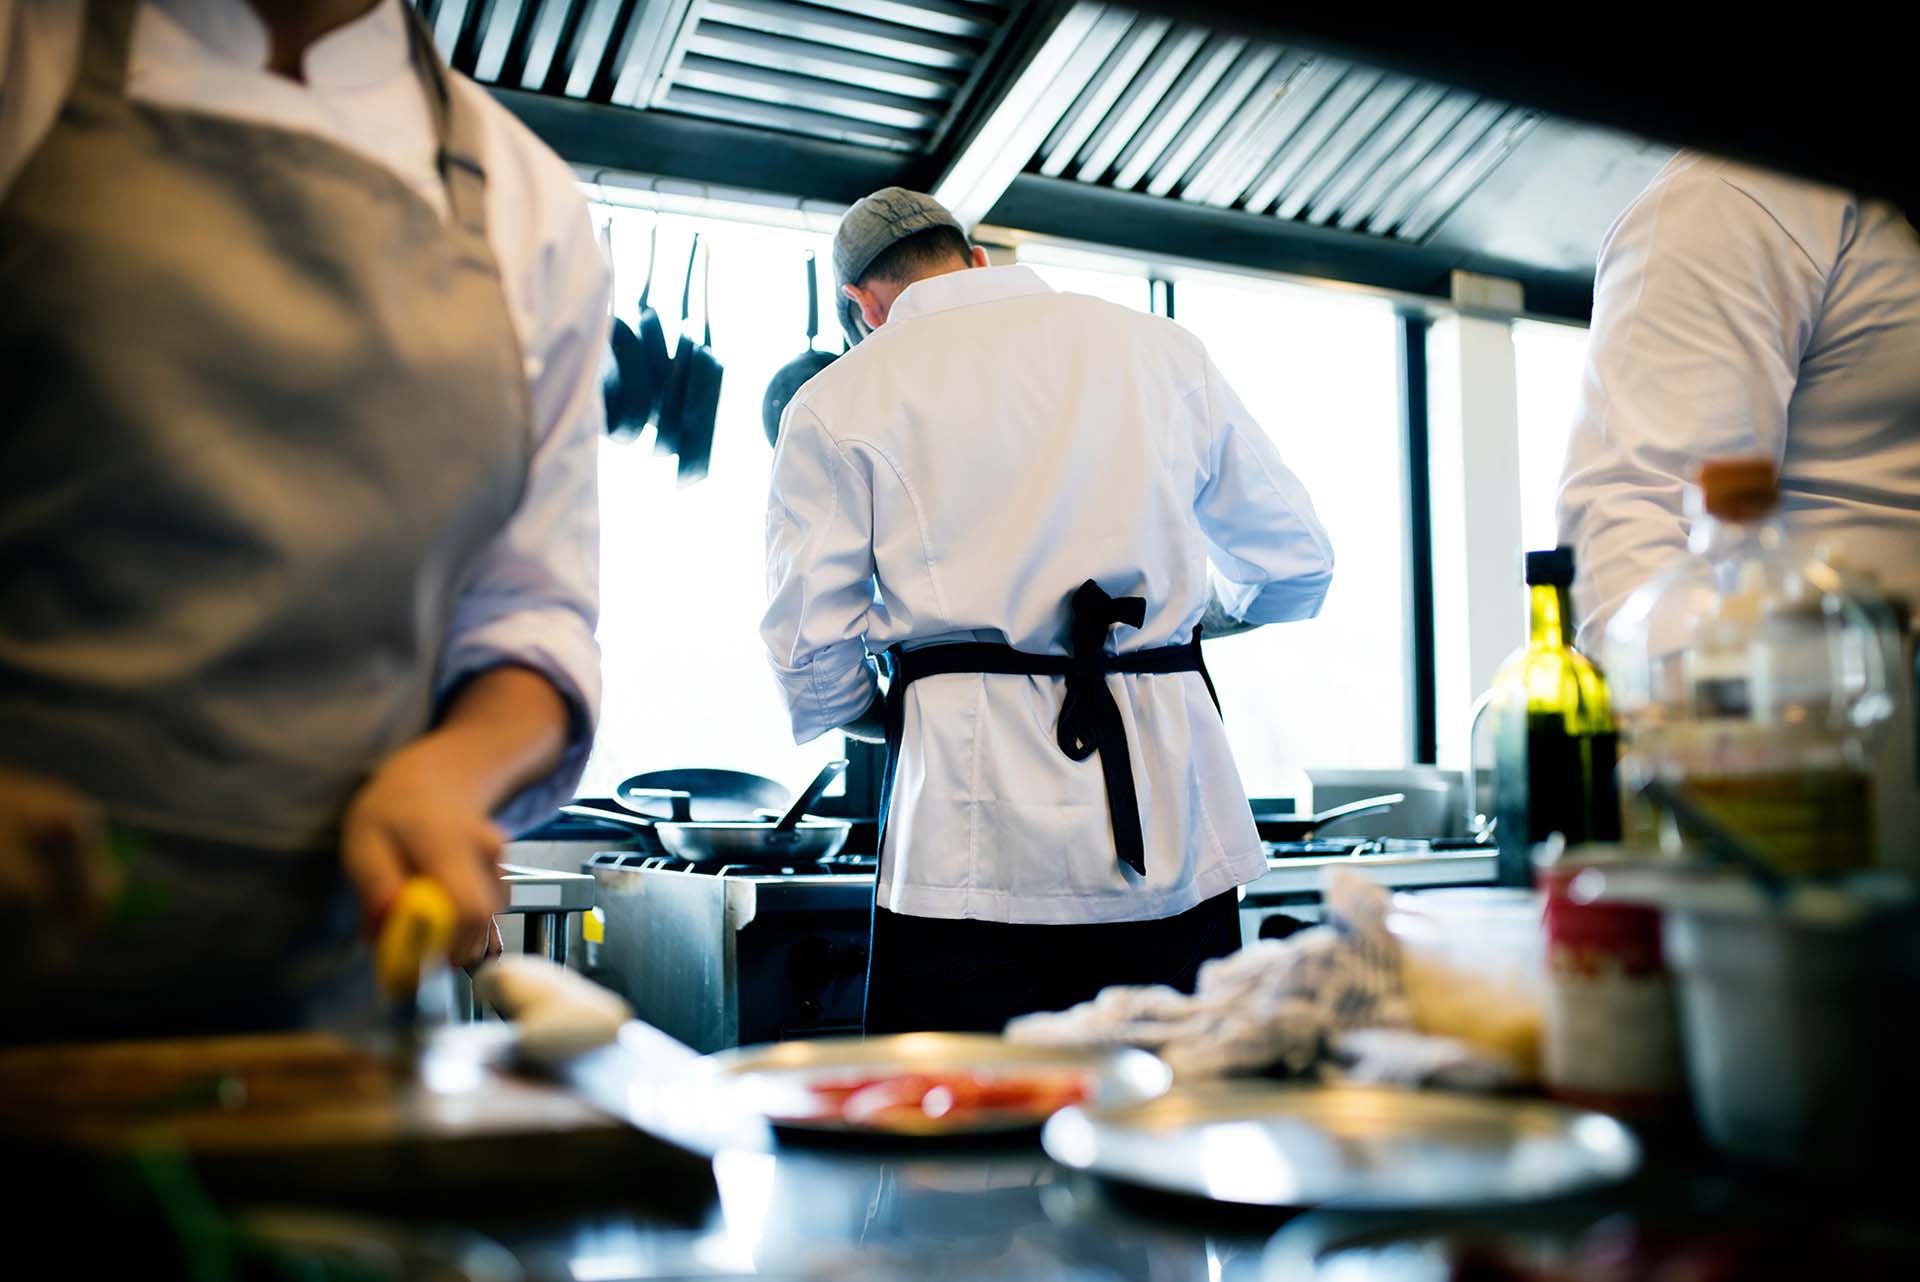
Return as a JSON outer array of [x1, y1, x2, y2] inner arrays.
[[1492, 547, 1622, 885]]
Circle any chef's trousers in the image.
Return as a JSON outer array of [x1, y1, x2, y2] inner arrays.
[[863, 889, 1242, 1035]]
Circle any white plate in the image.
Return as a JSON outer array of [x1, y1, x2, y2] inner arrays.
[[704, 1033, 1172, 1137]]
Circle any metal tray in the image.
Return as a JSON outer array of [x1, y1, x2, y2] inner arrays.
[[704, 1033, 1173, 1137], [1041, 1083, 1639, 1209]]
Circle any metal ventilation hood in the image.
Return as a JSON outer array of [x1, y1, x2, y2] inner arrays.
[[419, 1, 1671, 320]]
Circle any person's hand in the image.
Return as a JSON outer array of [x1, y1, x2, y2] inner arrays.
[[0, 767, 120, 970], [341, 738, 506, 969]]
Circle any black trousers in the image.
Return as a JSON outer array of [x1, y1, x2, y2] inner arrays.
[[863, 890, 1243, 1035]]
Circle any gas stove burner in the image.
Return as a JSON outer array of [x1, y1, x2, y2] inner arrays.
[[1265, 837, 1372, 858], [598, 851, 879, 878]]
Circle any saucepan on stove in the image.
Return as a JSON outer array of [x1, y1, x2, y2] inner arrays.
[[1252, 793, 1405, 843], [561, 760, 851, 866]]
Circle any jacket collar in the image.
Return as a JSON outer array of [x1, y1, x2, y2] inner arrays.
[[885, 265, 1054, 327]]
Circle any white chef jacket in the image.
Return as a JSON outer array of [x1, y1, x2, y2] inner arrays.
[[1558, 152, 1920, 649], [0, 0, 607, 830], [762, 265, 1334, 925]]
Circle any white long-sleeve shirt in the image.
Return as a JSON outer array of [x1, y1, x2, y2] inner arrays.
[[1558, 152, 1920, 649], [763, 265, 1333, 925], [0, 0, 607, 830]]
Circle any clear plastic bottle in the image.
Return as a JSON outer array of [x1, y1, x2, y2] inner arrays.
[[1603, 458, 1894, 874]]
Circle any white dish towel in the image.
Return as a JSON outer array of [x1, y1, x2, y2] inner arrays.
[[1005, 869, 1517, 1088]]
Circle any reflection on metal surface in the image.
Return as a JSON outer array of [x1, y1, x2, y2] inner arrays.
[[712, 1149, 781, 1268], [1042, 1083, 1641, 1209], [1198, 1120, 1301, 1204]]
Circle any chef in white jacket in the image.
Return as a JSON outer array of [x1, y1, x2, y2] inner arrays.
[[762, 189, 1334, 1034], [1558, 151, 1920, 646]]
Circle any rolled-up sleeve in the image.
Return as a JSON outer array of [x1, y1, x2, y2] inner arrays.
[[762, 401, 880, 743], [1193, 355, 1335, 624], [1556, 161, 1830, 649], [439, 194, 607, 833]]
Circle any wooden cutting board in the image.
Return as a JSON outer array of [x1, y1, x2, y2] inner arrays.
[[0, 1030, 717, 1215]]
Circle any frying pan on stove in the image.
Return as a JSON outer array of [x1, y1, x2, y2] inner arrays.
[[1252, 793, 1405, 843], [560, 762, 850, 866], [559, 768, 790, 859]]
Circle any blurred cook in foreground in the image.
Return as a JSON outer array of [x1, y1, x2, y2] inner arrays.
[[0, 0, 606, 1039]]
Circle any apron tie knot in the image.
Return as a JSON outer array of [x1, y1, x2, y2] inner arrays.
[[1056, 580, 1146, 760], [1056, 580, 1150, 876], [879, 581, 1214, 882]]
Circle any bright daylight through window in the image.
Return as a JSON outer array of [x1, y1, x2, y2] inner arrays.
[[1512, 319, 1592, 555], [579, 202, 845, 801]]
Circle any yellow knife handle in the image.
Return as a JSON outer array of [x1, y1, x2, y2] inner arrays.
[[374, 877, 458, 999]]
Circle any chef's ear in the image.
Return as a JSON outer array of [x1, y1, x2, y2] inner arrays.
[[842, 282, 887, 331], [968, 245, 990, 269]]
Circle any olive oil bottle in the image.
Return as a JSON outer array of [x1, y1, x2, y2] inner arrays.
[[1491, 547, 1621, 885]]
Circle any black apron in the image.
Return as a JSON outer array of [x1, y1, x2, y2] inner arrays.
[[863, 579, 1233, 1034], [877, 579, 1221, 878]]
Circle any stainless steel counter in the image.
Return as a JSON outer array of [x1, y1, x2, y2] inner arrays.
[[455, 1028, 1889, 1282], [1244, 848, 1498, 899]]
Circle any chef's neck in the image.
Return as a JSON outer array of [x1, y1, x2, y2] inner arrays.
[[850, 243, 991, 329], [246, 0, 382, 81]]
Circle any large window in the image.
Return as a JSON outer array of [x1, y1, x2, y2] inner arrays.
[[1512, 319, 1591, 553], [578, 201, 1413, 811], [1175, 275, 1409, 799], [579, 203, 846, 800]]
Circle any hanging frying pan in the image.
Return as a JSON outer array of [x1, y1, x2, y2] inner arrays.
[[628, 221, 671, 427], [760, 250, 839, 447], [602, 221, 671, 440], [656, 233, 723, 485]]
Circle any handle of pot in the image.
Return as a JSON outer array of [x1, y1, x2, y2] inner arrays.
[[616, 788, 695, 822], [804, 251, 819, 345], [639, 219, 658, 309], [702, 241, 713, 349], [680, 231, 699, 325]]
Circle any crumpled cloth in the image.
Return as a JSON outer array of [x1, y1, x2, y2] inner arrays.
[[1005, 869, 1517, 1088]]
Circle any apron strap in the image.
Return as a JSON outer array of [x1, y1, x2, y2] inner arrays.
[[72, 0, 140, 103], [1055, 580, 1149, 875], [399, 0, 490, 240], [878, 580, 1220, 879]]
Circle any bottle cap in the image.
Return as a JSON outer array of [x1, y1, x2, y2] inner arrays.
[[1698, 457, 1778, 520], [1525, 545, 1576, 587]]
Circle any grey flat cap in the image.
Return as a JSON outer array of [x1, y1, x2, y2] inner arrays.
[[833, 187, 964, 347]]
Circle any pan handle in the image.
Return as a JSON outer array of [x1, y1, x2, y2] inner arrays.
[[1309, 792, 1406, 830], [610, 788, 694, 822], [559, 804, 657, 832], [639, 219, 658, 309]]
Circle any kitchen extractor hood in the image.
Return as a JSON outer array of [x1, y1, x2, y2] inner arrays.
[[418, 1, 1672, 321]]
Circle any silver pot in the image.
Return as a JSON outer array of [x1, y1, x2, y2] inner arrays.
[[559, 759, 852, 867], [654, 816, 851, 865]]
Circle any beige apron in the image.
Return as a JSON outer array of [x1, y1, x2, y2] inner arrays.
[[0, 1, 532, 1038]]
